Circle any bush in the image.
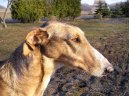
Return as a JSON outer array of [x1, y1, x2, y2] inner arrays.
[[11, 0, 81, 22], [95, 1, 111, 18], [52, 0, 81, 20], [11, 0, 47, 23], [111, 4, 123, 18], [121, 1, 129, 17]]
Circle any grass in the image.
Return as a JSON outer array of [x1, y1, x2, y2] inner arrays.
[[69, 19, 129, 38], [0, 18, 129, 96], [0, 23, 41, 60]]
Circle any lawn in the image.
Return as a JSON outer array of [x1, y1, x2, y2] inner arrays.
[[0, 23, 41, 60], [0, 18, 129, 96]]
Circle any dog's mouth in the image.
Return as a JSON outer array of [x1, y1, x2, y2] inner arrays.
[[94, 64, 114, 77], [54, 51, 114, 77]]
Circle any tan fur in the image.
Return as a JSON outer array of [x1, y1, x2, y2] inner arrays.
[[0, 21, 113, 96]]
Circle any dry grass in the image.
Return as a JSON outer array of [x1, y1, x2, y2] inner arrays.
[[0, 23, 41, 60]]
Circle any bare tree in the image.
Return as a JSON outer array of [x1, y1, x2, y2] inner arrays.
[[1, 0, 13, 28]]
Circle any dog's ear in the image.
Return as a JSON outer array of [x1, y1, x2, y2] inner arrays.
[[26, 28, 49, 47], [23, 28, 49, 56]]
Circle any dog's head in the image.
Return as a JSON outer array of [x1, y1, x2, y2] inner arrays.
[[25, 21, 114, 77]]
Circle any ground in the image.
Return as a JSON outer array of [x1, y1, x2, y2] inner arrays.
[[0, 18, 129, 96]]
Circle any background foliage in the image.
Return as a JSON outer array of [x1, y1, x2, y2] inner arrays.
[[11, 0, 47, 22], [11, 0, 81, 22], [95, 0, 129, 18], [95, 1, 111, 18]]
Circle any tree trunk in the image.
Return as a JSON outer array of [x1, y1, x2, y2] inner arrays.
[[1, 0, 12, 28], [1, 5, 9, 28], [2, 22, 7, 28]]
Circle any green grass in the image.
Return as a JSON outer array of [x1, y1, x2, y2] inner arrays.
[[69, 19, 129, 38]]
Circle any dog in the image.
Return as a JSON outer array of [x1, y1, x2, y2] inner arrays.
[[0, 21, 114, 96]]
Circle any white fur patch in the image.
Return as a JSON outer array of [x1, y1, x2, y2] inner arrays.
[[41, 56, 63, 94], [91, 47, 113, 77], [92, 47, 110, 69]]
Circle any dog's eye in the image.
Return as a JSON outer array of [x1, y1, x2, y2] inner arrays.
[[72, 37, 81, 43]]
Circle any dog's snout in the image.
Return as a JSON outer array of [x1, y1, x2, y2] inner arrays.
[[107, 64, 114, 72]]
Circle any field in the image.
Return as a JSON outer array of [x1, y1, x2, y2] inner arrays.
[[0, 18, 129, 96]]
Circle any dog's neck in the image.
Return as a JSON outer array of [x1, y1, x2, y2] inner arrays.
[[40, 56, 63, 95], [0, 43, 44, 96], [0, 43, 62, 96]]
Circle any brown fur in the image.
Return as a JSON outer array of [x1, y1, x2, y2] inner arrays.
[[0, 21, 113, 96], [0, 29, 47, 96]]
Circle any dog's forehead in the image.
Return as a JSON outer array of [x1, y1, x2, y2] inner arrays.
[[45, 22, 85, 38]]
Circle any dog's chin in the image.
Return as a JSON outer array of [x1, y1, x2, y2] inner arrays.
[[88, 71, 105, 78]]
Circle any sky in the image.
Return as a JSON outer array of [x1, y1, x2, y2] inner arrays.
[[0, 0, 127, 7]]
